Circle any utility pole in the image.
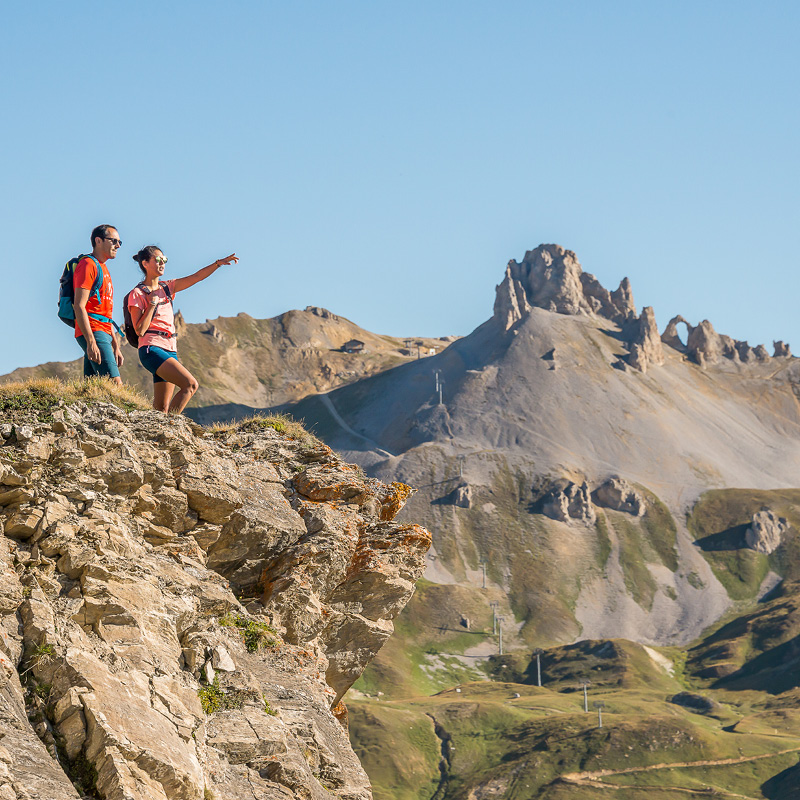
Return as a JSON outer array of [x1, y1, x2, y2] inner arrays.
[[490, 602, 498, 635], [497, 616, 505, 655], [579, 681, 591, 713], [479, 559, 487, 589], [533, 648, 543, 687], [438, 381, 444, 405], [593, 701, 605, 728], [434, 370, 441, 393]]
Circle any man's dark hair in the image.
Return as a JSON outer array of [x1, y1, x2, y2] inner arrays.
[[91, 224, 117, 248]]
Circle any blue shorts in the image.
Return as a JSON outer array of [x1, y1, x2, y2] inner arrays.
[[138, 345, 178, 384], [76, 331, 120, 379]]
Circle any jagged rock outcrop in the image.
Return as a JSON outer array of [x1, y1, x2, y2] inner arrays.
[[592, 478, 646, 517], [453, 484, 471, 508], [493, 263, 532, 331], [753, 344, 770, 361], [541, 480, 596, 525], [661, 315, 690, 352], [627, 307, 664, 373], [0, 401, 430, 800], [774, 341, 791, 357], [745, 509, 788, 554], [662, 316, 781, 368], [493, 245, 635, 331], [686, 320, 726, 366]]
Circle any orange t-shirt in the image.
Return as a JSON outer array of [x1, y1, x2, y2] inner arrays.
[[73, 257, 114, 338]]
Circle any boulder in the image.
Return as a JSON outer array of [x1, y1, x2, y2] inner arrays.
[[454, 484, 472, 508], [745, 509, 787, 554], [592, 478, 646, 516]]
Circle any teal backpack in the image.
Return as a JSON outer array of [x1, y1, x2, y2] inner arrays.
[[58, 255, 124, 340]]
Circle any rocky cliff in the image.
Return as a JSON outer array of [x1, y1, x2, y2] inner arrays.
[[0, 386, 429, 800]]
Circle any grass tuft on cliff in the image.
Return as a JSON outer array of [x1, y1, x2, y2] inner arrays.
[[0, 377, 150, 416], [209, 412, 320, 447]]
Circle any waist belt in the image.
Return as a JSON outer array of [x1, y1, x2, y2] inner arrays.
[[88, 313, 124, 339], [145, 328, 175, 339]]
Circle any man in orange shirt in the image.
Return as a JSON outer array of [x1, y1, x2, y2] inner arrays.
[[73, 224, 125, 384]]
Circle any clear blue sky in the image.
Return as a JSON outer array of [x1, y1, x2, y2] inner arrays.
[[2, 1, 798, 374]]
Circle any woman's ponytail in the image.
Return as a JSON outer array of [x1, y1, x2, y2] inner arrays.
[[132, 245, 161, 277]]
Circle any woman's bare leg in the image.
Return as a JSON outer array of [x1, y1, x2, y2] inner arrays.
[[154, 359, 199, 414], [153, 381, 177, 413]]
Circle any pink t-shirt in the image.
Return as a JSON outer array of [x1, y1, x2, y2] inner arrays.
[[127, 280, 178, 352]]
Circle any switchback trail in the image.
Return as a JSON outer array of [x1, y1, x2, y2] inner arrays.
[[558, 745, 800, 798]]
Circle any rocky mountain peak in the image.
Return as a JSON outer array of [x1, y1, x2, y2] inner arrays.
[[493, 244, 637, 331]]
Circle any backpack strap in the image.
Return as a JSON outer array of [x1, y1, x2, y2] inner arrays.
[[138, 282, 176, 339], [81, 255, 104, 304]]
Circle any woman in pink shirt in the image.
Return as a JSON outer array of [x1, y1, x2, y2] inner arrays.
[[128, 245, 238, 413]]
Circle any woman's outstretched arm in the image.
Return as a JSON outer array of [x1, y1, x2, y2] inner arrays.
[[172, 253, 239, 293]]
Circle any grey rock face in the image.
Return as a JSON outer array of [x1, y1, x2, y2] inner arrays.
[[774, 340, 792, 357], [627, 307, 665, 373], [493, 245, 635, 330], [541, 481, 596, 525], [493, 263, 532, 331], [745, 509, 787, 554], [454, 484, 472, 508], [0, 402, 430, 800], [592, 478, 646, 517], [686, 320, 722, 366]]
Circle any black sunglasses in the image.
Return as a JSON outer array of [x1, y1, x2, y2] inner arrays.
[[103, 237, 123, 247]]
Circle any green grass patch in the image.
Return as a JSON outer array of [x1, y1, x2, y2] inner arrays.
[[640, 489, 679, 571], [197, 675, 243, 714], [688, 488, 800, 600], [348, 702, 441, 800], [594, 512, 612, 569], [219, 613, 277, 652], [607, 512, 658, 611]]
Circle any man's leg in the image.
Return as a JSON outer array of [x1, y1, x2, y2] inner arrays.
[[76, 336, 101, 377], [92, 332, 122, 384]]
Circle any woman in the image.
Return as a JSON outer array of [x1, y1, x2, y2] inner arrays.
[[128, 246, 238, 413]]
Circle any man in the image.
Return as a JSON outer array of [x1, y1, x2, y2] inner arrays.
[[73, 224, 124, 384]]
